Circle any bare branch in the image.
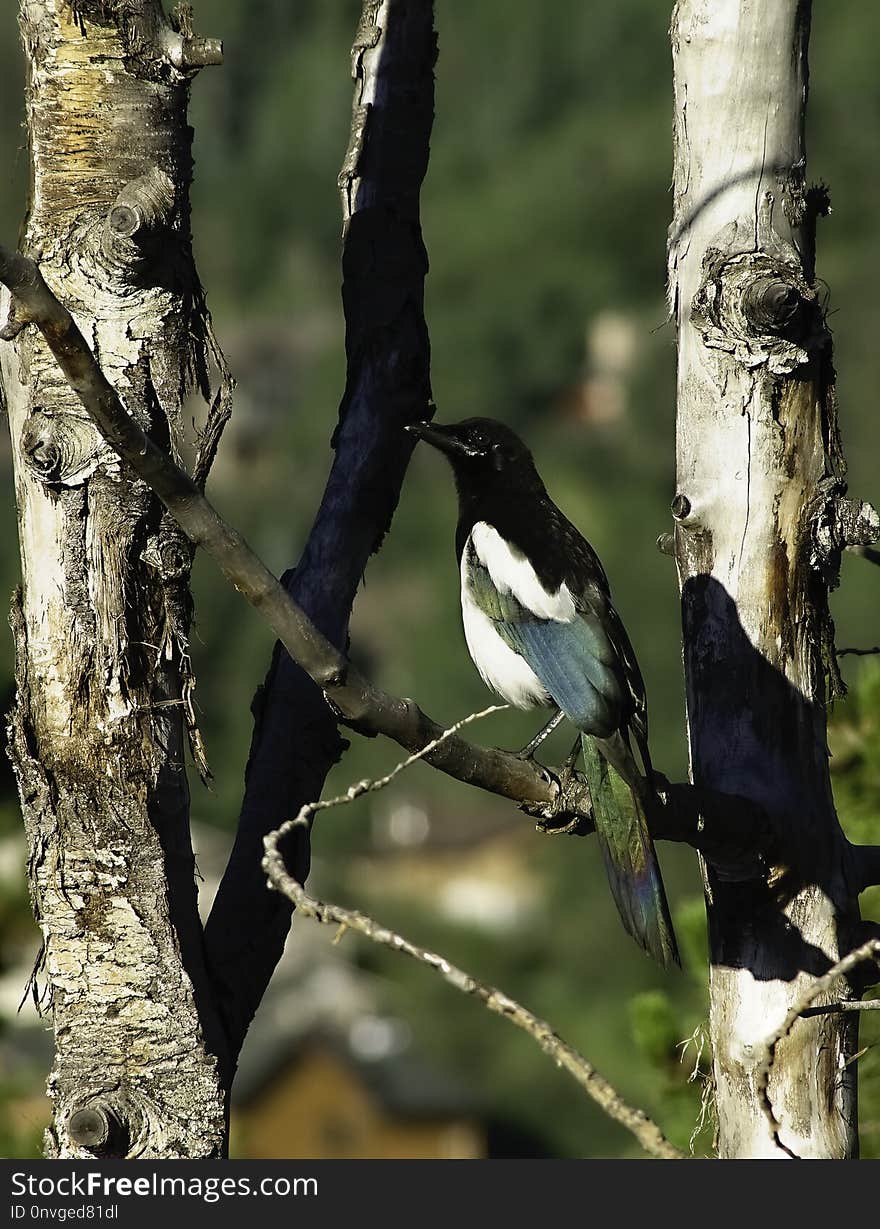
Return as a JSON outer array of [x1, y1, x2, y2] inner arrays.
[[0, 245, 775, 859], [276, 703, 509, 827], [267, 872, 686, 1159], [0, 246, 522, 773], [799, 999, 880, 1017], [836, 646, 880, 658], [756, 939, 880, 1157], [262, 709, 685, 1162]]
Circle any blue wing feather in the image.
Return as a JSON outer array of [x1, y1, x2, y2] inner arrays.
[[463, 542, 626, 735], [500, 617, 622, 736]]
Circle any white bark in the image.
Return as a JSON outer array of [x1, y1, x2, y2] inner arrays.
[[669, 1, 875, 1158], [1, 1, 227, 1157]]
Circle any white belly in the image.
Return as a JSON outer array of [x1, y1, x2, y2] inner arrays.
[[460, 570, 550, 711], [459, 521, 576, 710]]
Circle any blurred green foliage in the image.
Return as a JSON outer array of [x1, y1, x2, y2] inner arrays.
[[0, 0, 878, 1159]]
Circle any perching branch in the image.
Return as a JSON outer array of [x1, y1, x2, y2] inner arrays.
[[261, 708, 685, 1162], [756, 939, 880, 1158], [0, 244, 778, 864], [0, 238, 581, 830]]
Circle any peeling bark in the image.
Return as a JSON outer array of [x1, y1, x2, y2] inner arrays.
[[1, 0, 226, 1157], [669, 0, 875, 1158]]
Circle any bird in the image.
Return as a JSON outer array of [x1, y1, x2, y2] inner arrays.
[[406, 416, 679, 967]]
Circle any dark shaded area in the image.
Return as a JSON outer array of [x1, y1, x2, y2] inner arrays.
[[203, 0, 437, 1068], [682, 576, 858, 981]]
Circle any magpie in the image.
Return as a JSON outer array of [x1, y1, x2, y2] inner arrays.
[[407, 416, 679, 967]]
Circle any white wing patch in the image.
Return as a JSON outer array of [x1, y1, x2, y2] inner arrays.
[[470, 522, 576, 622], [460, 572, 550, 710]]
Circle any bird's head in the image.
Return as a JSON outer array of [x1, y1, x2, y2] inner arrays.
[[406, 417, 541, 496]]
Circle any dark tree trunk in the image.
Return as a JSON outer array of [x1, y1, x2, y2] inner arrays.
[[204, 0, 437, 1065]]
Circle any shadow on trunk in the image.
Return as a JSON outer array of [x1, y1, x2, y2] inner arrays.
[[683, 575, 857, 982]]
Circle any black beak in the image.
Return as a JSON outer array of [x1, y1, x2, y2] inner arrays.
[[405, 421, 481, 458]]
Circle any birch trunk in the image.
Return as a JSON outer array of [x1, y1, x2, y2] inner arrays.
[[1, 1, 227, 1157], [669, 1, 875, 1158]]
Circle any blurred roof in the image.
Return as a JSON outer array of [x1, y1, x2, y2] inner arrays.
[[235, 1027, 478, 1119]]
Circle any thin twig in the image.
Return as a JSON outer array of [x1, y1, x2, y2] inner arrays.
[[270, 875, 686, 1159], [756, 939, 880, 1157], [262, 706, 685, 1161], [282, 703, 510, 828], [836, 647, 880, 657], [843, 1044, 871, 1068], [799, 999, 880, 1017]]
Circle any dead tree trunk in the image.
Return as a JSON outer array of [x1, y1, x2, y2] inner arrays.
[[203, 0, 436, 1064], [668, 0, 877, 1158], [0, 1, 227, 1157]]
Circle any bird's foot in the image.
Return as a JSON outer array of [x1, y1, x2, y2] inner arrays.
[[562, 734, 582, 775], [514, 708, 565, 760], [549, 736, 585, 818], [534, 811, 585, 837]]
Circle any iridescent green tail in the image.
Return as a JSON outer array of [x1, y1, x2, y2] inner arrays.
[[581, 735, 680, 968]]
